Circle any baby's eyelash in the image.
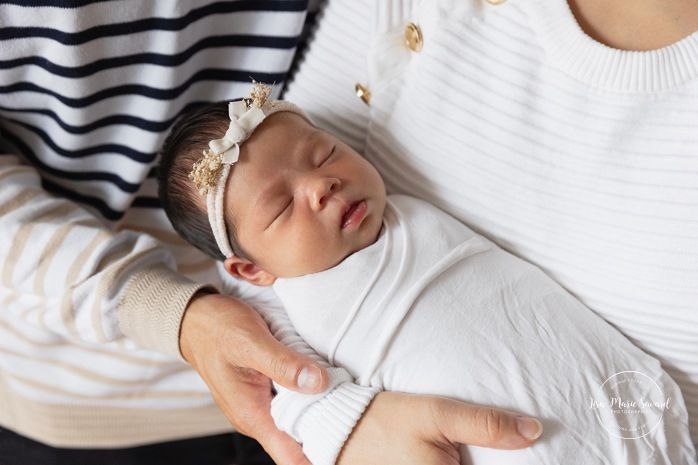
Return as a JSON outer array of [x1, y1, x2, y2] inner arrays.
[[267, 198, 292, 229], [277, 198, 293, 219], [320, 145, 336, 166]]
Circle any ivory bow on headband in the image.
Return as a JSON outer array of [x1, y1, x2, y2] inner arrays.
[[208, 101, 266, 167], [188, 82, 311, 258]]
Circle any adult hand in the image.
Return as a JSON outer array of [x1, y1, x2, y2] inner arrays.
[[179, 291, 328, 465], [338, 392, 542, 465]]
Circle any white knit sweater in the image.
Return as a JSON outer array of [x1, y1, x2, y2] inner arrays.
[[285, 0, 698, 447]]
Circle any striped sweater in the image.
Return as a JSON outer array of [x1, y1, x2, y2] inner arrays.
[[284, 0, 698, 447], [0, 1, 376, 461]]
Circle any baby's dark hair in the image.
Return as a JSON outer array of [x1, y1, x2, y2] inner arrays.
[[158, 100, 250, 261]]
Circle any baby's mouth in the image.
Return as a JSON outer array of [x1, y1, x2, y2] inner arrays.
[[341, 200, 367, 229]]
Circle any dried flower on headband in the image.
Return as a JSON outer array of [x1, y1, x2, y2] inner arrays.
[[189, 81, 272, 195]]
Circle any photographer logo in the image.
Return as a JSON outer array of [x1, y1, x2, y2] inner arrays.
[[589, 371, 671, 439]]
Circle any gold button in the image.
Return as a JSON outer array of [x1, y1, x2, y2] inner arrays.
[[485, 0, 507, 4], [355, 83, 371, 105], [404, 22, 423, 52]]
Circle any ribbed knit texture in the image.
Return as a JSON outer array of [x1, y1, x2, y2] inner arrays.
[[286, 0, 698, 446], [119, 265, 210, 360], [294, 383, 378, 465]]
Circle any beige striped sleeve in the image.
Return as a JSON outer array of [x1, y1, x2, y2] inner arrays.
[[0, 155, 211, 356]]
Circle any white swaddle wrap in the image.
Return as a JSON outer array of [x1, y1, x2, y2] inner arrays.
[[274, 195, 695, 464]]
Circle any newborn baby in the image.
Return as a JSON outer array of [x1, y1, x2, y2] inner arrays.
[[158, 83, 696, 465]]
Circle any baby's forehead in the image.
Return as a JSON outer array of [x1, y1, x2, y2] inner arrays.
[[232, 120, 324, 188], [256, 116, 323, 150], [271, 110, 318, 132], [224, 112, 326, 184]]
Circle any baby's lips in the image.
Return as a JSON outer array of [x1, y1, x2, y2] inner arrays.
[[341, 200, 367, 229]]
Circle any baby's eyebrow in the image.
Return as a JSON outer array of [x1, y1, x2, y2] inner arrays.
[[294, 129, 319, 162], [254, 177, 284, 215]]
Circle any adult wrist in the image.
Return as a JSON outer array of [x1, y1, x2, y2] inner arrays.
[[179, 289, 220, 364]]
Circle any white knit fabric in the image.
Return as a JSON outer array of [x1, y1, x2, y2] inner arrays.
[[286, 0, 698, 447]]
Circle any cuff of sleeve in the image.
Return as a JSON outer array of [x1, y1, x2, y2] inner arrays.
[[297, 381, 380, 465], [118, 264, 212, 360]]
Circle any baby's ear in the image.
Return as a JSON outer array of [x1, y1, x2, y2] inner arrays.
[[223, 256, 276, 286]]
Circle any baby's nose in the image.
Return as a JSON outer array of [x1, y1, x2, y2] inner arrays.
[[307, 176, 340, 211]]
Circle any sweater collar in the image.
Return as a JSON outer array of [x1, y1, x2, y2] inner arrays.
[[522, 0, 698, 93]]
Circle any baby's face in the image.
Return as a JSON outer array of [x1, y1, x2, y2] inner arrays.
[[226, 112, 386, 278]]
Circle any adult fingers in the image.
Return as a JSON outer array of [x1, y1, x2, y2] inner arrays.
[[233, 319, 328, 394], [426, 396, 543, 449], [182, 292, 328, 394], [255, 418, 313, 465], [338, 392, 496, 465], [220, 380, 312, 465], [231, 392, 309, 465]]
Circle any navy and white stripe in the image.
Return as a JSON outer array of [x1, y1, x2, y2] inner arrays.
[[0, 0, 308, 221], [0, 0, 331, 449]]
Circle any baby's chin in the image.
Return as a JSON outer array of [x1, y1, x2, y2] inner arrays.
[[332, 223, 385, 270]]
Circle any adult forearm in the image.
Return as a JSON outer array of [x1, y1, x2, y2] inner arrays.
[[0, 155, 197, 349]]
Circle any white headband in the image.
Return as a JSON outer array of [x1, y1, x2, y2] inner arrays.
[[189, 83, 311, 258]]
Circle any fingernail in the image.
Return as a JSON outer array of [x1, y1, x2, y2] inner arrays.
[[517, 416, 543, 440], [297, 365, 322, 393]]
